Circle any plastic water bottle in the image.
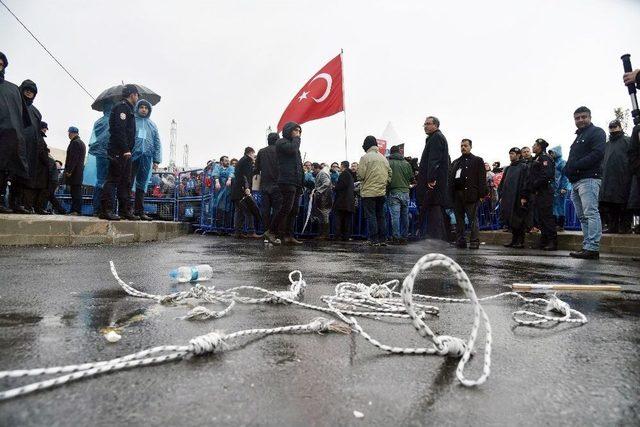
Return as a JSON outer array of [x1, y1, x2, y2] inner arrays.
[[169, 265, 213, 282]]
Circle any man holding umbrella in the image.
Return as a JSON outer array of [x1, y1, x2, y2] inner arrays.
[[99, 84, 139, 221]]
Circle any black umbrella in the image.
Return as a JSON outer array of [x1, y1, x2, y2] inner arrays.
[[91, 84, 161, 111]]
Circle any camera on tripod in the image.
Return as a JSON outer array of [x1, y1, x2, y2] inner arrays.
[[621, 54, 640, 126]]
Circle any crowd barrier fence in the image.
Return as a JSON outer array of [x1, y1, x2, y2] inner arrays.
[[31, 169, 585, 238]]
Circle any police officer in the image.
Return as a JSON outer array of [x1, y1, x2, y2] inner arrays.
[[99, 84, 139, 221], [522, 138, 557, 250]]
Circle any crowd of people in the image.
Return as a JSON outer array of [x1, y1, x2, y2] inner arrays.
[[206, 104, 640, 260], [2, 49, 640, 260]]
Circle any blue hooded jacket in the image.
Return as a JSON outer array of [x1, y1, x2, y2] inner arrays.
[[550, 145, 571, 216], [87, 102, 113, 158], [550, 145, 570, 195], [133, 99, 162, 164]]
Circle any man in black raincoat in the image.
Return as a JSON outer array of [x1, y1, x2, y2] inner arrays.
[[0, 52, 30, 213], [599, 120, 632, 233], [498, 147, 529, 248], [263, 122, 304, 246], [416, 115, 451, 240], [100, 84, 138, 220], [522, 138, 557, 250], [32, 121, 52, 214]]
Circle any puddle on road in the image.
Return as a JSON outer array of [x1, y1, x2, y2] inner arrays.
[[0, 312, 43, 327], [0, 311, 78, 328]]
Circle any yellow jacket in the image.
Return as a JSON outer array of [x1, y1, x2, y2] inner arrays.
[[357, 146, 392, 197]]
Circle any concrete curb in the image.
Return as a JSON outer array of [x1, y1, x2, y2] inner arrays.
[[479, 230, 640, 255], [0, 214, 190, 246]]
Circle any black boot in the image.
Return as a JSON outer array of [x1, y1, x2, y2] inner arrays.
[[134, 190, 152, 221], [117, 197, 139, 221], [317, 223, 330, 240], [99, 210, 121, 221]]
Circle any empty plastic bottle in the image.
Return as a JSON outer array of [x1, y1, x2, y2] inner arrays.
[[169, 265, 213, 282]]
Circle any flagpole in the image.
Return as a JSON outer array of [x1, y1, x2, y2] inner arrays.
[[341, 48, 348, 160]]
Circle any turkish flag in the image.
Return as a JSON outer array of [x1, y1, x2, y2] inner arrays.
[[277, 54, 344, 132]]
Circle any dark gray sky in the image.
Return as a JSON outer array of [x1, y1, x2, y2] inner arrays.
[[2, 0, 639, 166]]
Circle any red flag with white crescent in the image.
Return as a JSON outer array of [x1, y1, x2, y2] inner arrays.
[[277, 53, 344, 132]]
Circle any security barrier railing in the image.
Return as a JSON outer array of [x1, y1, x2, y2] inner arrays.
[[37, 169, 584, 238]]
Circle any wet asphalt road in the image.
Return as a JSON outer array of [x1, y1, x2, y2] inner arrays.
[[0, 236, 639, 426]]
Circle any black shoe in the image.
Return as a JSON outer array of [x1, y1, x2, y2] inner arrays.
[[35, 209, 52, 215], [503, 242, 515, 248], [511, 242, 524, 249], [602, 228, 618, 234], [0, 206, 12, 214], [569, 249, 599, 259], [136, 212, 153, 221], [121, 212, 140, 221], [378, 241, 388, 247], [542, 243, 558, 251], [284, 237, 303, 245], [263, 230, 281, 245], [99, 211, 121, 221], [469, 241, 480, 250], [12, 205, 31, 214], [456, 241, 467, 249]]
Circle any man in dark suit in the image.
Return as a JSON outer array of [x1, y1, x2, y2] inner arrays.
[[63, 126, 86, 215]]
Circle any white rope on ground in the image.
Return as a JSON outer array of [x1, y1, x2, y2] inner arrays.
[[0, 317, 349, 401], [0, 254, 587, 400]]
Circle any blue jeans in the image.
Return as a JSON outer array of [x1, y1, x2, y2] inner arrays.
[[92, 156, 110, 213], [571, 178, 602, 251], [362, 196, 386, 242], [388, 192, 409, 239]]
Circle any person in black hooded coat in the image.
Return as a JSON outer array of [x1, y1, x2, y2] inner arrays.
[[263, 122, 304, 245], [255, 132, 281, 230], [498, 147, 529, 248], [14, 79, 42, 213], [0, 52, 31, 213]]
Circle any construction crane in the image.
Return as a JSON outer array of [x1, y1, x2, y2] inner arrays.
[[168, 119, 177, 172]]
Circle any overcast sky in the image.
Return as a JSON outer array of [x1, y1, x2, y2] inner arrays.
[[2, 0, 639, 167]]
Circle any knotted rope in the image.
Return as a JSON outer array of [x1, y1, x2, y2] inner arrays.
[[0, 254, 587, 400]]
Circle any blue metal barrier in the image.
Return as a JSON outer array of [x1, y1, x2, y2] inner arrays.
[[16, 168, 587, 238]]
